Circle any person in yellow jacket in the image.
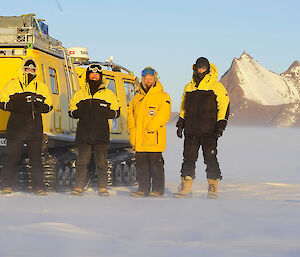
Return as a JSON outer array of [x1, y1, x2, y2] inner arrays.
[[173, 57, 230, 199], [69, 63, 120, 196], [0, 58, 53, 194], [128, 67, 171, 197]]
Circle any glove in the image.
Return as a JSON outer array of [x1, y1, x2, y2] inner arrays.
[[33, 101, 44, 109], [11, 94, 31, 112], [69, 110, 79, 119], [176, 117, 185, 138], [26, 95, 49, 114], [26, 95, 45, 104], [34, 102, 50, 114], [108, 108, 120, 119], [177, 127, 183, 138], [214, 129, 223, 138], [215, 120, 227, 138], [0, 101, 14, 111], [25, 95, 35, 103], [5, 101, 14, 111]]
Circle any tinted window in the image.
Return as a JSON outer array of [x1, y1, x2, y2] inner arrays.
[[106, 78, 117, 95], [49, 68, 59, 94], [41, 64, 46, 83], [124, 81, 135, 105]]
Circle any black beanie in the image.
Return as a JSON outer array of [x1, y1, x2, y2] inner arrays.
[[24, 60, 36, 68], [86, 64, 103, 82], [195, 57, 209, 70]]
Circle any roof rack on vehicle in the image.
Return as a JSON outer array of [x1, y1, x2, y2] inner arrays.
[[67, 48, 133, 75], [0, 14, 64, 58], [90, 59, 133, 75]]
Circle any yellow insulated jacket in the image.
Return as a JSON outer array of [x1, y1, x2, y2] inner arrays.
[[0, 69, 52, 110], [127, 81, 171, 152], [0, 78, 52, 108], [0, 67, 53, 139], [69, 79, 120, 144], [69, 79, 120, 113], [179, 63, 230, 136]]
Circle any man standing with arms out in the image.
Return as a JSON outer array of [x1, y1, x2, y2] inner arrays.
[[174, 57, 230, 199], [128, 67, 171, 197], [69, 64, 120, 196], [0, 58, 53, 194]]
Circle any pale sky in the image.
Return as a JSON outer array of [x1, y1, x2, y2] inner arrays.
[[2, 0, 299, 110]]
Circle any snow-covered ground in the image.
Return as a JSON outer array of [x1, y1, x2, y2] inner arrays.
[[1, 125, 300, 257]]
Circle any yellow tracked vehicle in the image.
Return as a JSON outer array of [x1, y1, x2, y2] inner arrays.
[[0, 14, 137, 191]]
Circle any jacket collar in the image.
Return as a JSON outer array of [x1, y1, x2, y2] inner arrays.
[[83, 77, 107, 96], [139, 80, 163, 96], [191, 63, 219, 88]]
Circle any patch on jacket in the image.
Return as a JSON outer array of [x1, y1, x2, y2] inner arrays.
[[149, 110, 155, 116]]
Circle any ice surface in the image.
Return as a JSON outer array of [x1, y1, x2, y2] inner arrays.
[[1, 125, 300, 257]]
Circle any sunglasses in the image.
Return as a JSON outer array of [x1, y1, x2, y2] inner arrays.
[[142, 68, 156, 76]]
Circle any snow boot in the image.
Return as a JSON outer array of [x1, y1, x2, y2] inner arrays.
[[148, 191, 164, 197], [71, 187, 84, 196], [98, 188, 109, 197], [207, 179, 219, 199], [130, 190, 147, 197], [173, 176, 193, 198], [2, 187, 12, 194]]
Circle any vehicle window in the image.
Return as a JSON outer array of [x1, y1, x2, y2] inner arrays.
[[41, 64, 46, 83], [106, 78, 117, 95], [49, 67, 59, 94], [124, 81, 135, 105], [65, 70, 75, 100]]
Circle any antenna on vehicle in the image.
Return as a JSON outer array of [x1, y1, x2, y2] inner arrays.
[[105, 56, 114, 65], [102, 56, 132, 74]]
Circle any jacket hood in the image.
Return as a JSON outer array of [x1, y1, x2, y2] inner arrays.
[[18, 57, 40, 86], [141, 67, 158, 88], [192, 62, 219, 86], [138, 80, 164, 96]]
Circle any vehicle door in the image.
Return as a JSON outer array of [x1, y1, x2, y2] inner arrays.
[[105, 76, 122, 134], [48, 66, 62, 133]]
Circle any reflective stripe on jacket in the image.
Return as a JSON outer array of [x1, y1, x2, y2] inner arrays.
[[127, 81, 171, 152]]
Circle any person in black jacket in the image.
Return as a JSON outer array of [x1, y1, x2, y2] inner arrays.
[[69, 64, 120, 196], [173, 57, 230, 199], [0, 58, 53, 194]]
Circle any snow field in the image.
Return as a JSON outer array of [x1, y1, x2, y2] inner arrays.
[[0, 125, 300, 257]]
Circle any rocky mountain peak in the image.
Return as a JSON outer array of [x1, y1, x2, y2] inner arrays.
[[281, 60, 300, 80], [220, 54, 300, 127], [290, 60, 300, 68], [238, 51, 253, 60]]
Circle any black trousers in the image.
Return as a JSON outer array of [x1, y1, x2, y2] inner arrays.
[[2, 138, 44, 190], [180, 135, 222, 180], [75, 143, 108, 189], [136, 152, 165, 194]]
